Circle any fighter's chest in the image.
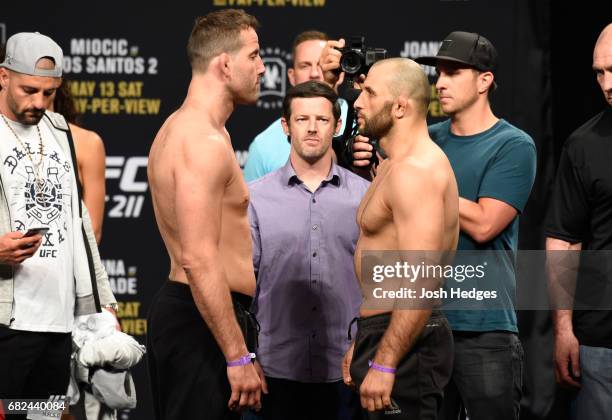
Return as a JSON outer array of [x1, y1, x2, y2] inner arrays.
[[357, 170, 392, 235], [223, 166, 250, 213]]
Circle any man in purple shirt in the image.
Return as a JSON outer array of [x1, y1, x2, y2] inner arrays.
[[248, 81, 369, 419]]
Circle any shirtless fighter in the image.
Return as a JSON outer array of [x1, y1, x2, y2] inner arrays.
[[146, 9, 266, 420], [343, 58, 459, 419]]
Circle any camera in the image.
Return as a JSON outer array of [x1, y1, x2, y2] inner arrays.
[[338, 36, 387, 77], [332, 37, 388, 174]]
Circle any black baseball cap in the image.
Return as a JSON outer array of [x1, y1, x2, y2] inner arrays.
[[415, 31, 498, 74]]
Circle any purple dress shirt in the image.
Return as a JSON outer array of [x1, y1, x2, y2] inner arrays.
[[248, 159, 369, 382]]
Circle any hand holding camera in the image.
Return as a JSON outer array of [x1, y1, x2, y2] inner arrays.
[[320, 37, 387, 88], [320, 38, 346, 88], [322, 36, 388, 174]]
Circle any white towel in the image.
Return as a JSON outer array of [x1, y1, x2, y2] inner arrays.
[[79, 332, 145, 369]]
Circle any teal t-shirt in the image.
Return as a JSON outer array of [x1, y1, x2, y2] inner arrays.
[[429, 119, 537, 332], [243, 118, 291, 182]]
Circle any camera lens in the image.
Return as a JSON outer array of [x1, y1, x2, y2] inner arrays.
[[341, 51, 362, 75]]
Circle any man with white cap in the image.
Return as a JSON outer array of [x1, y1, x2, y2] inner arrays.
[[0, 32, 116, 411]]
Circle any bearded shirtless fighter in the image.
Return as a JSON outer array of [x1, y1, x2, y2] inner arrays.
[[146, 9, 266, 420], [341, 58, 459, 419]]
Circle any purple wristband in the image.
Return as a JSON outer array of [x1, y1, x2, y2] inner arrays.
[[227, 352, 256, 367], [368, 360, 397, 374]]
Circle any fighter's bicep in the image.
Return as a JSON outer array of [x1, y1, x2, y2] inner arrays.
[[387, 168, 445, 250], [174, 138, 231, 257]]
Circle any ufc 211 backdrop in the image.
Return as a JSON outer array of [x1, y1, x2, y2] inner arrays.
[[3, 1, 552, 419]]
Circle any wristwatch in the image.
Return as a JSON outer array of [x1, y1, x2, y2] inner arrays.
[[102, 303, 119, 312]]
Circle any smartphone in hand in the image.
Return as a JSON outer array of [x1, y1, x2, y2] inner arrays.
[[24, 227, 50, 237]]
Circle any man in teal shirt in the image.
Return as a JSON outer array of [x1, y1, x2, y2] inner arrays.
[[416, 31, 536, 420]]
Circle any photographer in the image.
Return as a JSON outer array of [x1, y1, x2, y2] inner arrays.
[[319, 38, 383, 179], [322, 32, 537, 419]]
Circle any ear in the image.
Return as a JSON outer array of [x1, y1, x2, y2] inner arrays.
[[394, 96, 409, 119], [281, 117, 290, 136], [287, 68, 296, 86], [478, 71, 494, 94], [334, 118, 343, 135], [0, 68, 9, 90], [217, 52, 232, 79]]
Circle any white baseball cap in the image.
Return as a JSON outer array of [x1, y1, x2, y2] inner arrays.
[[0, 32, 63, 77]]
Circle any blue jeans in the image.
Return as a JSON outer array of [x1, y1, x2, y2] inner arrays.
[[439, 331, 523, 420], [570, 345, 612, 420]]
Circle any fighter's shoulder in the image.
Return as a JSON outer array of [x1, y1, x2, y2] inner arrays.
[[164, 113, 228, 152], [388, 154, 448, 193]]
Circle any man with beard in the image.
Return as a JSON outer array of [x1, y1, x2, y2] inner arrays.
[[0, 32, 117, 415], [247, 81, 368, 419], [340, 32, 537, 419], [343, 58, 459, 419], [146, 9, 266, 420]]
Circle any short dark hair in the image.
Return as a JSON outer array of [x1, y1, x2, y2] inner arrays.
[[187, 9, 259, 73], [282, 81, 341, 123], [292, 30, 328, 67]]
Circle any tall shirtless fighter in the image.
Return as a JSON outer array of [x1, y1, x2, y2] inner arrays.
[[146, 9, 266, 420], [342, 58, 459, 419]]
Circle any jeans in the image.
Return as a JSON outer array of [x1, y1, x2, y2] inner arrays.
[[570, 345, 612, 420], [439, 331, 524, 420]]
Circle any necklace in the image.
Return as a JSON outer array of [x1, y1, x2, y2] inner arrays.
[[0, 114, 46, 187]]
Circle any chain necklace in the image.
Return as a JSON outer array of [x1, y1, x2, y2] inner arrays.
[[0, 113, 46, 187]]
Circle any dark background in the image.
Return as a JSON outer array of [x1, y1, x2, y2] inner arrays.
[[2, 1, 611, 419]]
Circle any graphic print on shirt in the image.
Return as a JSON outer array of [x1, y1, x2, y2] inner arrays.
[[3, 140, 72, 259]]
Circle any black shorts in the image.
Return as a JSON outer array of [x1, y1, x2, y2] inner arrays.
[[349, 311, 453, 419], [146, 280, 257, 420]]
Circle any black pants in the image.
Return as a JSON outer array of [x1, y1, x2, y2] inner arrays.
[[146, 280, 257, 420], [439, 331, 524, 420], [0, 327, 71, 419], [259, 377, 361, 420], [350, 311, 453, 419]]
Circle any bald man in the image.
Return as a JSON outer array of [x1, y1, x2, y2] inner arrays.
[[545, 23, 612, 420], [342, 58, 458, 419]]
